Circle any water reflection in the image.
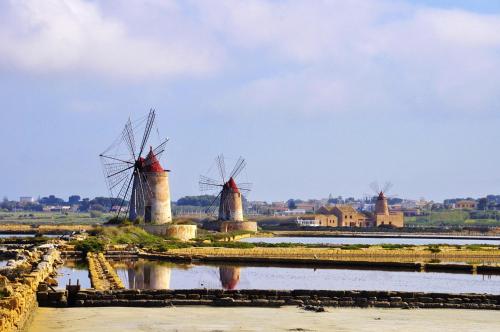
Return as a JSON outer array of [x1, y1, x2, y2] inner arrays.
[[120, 260, 500, 294], [56, 260, 91, 289], [62, 258, 500, 294], [219, 266, 241, 290], [113, 260, 172, 289]]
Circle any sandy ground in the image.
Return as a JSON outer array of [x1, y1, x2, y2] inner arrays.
[[28, 307, 500, 332]]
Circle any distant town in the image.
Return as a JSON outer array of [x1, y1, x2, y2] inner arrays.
[[3, 193, 500, 228]]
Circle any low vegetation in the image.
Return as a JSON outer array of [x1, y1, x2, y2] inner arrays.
[[405, 210, 500, 226], [425, 245, 442, 254]]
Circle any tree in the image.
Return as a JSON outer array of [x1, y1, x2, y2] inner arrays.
[[68, 195, 81, 205], [477, 198, 488, 211], [89, 204, 106, 212], [176, 195, 218, 207], [39, 195, 64, 205], [78, 198, 91, 212], [287, 199, 297, 210]]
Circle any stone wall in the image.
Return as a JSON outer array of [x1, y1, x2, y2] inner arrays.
[[140, 224, 197, 241], [40, 289, 500, 310], [220, 221, 257, 233], [0, 247, 60, 332]]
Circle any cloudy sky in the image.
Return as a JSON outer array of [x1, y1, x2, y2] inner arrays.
[[1, 0, 500, 202]]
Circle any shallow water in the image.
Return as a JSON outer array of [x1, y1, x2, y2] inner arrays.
[[109, 259, 500, 294], [242, 236, 500, 246], [0, 234, 61, 238], [55, 261, 91, 289]]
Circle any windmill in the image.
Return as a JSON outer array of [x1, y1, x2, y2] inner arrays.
[[369, 181, 394, 215], [99, 109, 172, 224], [199, 155, 252, 222]]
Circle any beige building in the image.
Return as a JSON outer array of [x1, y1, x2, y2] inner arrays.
[[315, 205, 369, 227], [314, 193, 404, 228], [455, 200, 477, 210]]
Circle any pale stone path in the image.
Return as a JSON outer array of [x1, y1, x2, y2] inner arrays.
[[29, 307, 500, 332]]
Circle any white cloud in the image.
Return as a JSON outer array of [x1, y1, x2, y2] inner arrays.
[[1, 0, 500, 113], [0, 0, 222, 79], [194, 0, 500, 114]]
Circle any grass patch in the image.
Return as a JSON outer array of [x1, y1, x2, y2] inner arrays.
[[339, 244, 371, 250], [425, 245, 441, 253], [380, 243, 415, 250]]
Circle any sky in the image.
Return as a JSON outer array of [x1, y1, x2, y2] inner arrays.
[[1, 0, 500, 203]]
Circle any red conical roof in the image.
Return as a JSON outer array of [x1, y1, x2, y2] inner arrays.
[[226, 177, 239, 193], [144, 147, 164, 173]]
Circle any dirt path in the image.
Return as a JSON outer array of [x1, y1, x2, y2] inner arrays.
[[28, 307, 500, 332]]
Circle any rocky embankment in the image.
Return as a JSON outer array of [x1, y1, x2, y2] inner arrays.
[[0, 246, 61, 332], [86, 253, 124, 290]]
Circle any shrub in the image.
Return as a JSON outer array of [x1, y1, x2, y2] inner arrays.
[[339, 244, 371, 250], [73, 237, 105, 254], [90, 210, 103, 218], [426, 245, 441, 254], [380, 244, 414, 250]]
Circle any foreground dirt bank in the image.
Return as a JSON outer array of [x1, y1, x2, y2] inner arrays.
[[29, 307, 500, 332]]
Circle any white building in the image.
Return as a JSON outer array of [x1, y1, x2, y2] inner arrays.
[[19, 196, 35, 203]]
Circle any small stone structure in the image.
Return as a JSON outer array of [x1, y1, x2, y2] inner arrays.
[[140, 224, 197, 241], [165, 225, 197, 241], [220, 221, 258, 233]]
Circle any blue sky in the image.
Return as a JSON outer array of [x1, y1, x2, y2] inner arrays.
[[1, 0, 500, 202]]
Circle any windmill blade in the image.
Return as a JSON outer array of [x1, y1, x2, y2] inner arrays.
[[139, 171, 154, 202], [382, 181, 393, 194], [108, 169, 132, 192], [216, 154, 226, 183], [369, 181, 380, 194], [100, 157, 135, 196], [122, 118, 137, 160], [199, 175, 223, 192], [99, 154, 134, 165], [135, 170, 153, 211], [236, 182, 252, 192], [107, 164, 135, 179], [101, 161, 134, 177], [205, 191, 222, 215], [116, 172, 135, 219], [138, 109, 156, 158], [151, 138, 169, 160], [142, 138, 170, 169], [229, 157, 246, 180]]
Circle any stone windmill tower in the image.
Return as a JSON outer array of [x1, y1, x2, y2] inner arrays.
[[370, 181, 392, 216], [200, 155, 257, 232], [100, 109, 172, 224], [369, 181, 404, 227]]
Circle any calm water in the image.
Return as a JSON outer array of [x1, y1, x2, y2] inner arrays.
[[110, 259, 500, 294], [0, 234, 61, 238], [242, 236, 500, 246], [56, 261, 91, 289]]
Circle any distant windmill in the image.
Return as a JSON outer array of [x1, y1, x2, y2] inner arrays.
[[369, 181, 395, 215], [99, 109, 172, 223], [199, 155, 252, 221]]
